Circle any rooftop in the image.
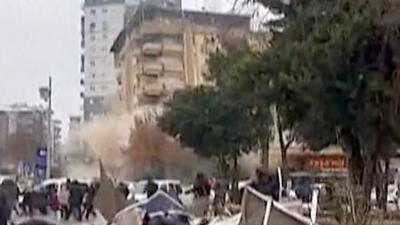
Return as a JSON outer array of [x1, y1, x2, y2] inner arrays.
[[84, 0, 125, 7], [0, 103, 47, 113], [111, 5, 251, 54]]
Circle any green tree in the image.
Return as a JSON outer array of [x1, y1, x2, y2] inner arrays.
[[247, 0, 400, 205], [160, 86, 260, 174], [206, 47, 273, 168]]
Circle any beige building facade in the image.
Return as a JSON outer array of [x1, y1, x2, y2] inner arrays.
[[111, 5, 268, 115]]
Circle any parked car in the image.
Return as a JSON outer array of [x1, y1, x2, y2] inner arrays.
[[0, 174, 16, 185], [128, 179, 183, 202], [35, 177, 93, 195]]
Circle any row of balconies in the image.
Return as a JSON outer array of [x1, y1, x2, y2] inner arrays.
[[142, 42, 183, 56], [140, 77, 185, 97], [141, 61, 184, 77]]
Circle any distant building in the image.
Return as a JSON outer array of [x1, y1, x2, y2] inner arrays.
[[0, 104, 49, 168], [81, 0, 129, 121], [111, 5, 268, 117], [51, 119, 62, 166], [69, 115, 83, 132]]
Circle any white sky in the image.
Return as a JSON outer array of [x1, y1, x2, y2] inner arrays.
[[0, 0, 266, 140]]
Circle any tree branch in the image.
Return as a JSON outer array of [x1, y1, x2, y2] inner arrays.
[[284, 135, 295, 151]]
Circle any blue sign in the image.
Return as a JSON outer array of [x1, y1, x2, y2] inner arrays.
[[35, 147, 47, 169], [35, 147, 47, 182]]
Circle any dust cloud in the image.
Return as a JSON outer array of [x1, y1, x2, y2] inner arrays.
[[63, 105, 216, 182]]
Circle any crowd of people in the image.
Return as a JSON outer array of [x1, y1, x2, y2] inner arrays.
[[0, 178, 100, 225]]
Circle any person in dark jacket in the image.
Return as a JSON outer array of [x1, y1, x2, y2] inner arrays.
[[117, 183, 129, 199], [251, 168, 280, 201], [67, 180, 84, 221], [0, 180, 19, 220], [21, 189, 34, 217], [144, 178, 158, 198], [0, 193, 8, 225], [33, 191, 48, 215], [83, 184, 97, 220]]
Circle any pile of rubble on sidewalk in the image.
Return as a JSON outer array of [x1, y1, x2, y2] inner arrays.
[[91, 164, 317, 225], [102, 185, 315, 225]]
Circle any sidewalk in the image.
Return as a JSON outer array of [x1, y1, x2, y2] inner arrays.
[[12, 212, 107, 225]]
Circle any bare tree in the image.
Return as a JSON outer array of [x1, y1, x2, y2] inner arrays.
[[125, 123, 192, 179]]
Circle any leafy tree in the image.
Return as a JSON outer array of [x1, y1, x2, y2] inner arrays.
[[159, 86, 261, 176], [246, 0, 400, 205], [159, 84, 270, 203], [206, 47, 273, 168]]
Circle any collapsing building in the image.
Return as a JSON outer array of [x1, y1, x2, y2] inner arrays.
[[110, 3, 269, 120]]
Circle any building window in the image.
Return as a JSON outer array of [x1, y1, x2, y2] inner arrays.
[[80, 55, 85, 72], [89, 22, 96, 33], [92, 73, 96, 78], [101, 85, 107, 91], [103, 34, 108, 40], [101, 46, 108, 52], [90, 35, 96, 41], [89, 99, 94, 104], [90, 60, 95, 67], [90, 9, 96, 15], [90, 85, 95, 91], [102, 8, 108, 13], [102, 22, 108, 31]]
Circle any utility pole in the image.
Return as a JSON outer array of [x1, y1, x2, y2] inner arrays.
[[39, 76, 53, 180], [46, 77, 52, 179]]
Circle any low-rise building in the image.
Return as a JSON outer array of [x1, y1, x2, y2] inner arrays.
[[0, 104, 49, 168]]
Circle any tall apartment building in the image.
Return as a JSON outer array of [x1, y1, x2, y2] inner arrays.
[[81, 0, 181, 121], [111, 5, 267, 115], [81, 0, 127, 121]]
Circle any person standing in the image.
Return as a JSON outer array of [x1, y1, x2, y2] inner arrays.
[[83, 184, 96, 220], [59, 185, 69, 220], [144, 178, 158, 198], [21, 187, 34, 217], [48, 186, 59, 215], [67, 181, 83, 221], [0, 192, 8, 225]]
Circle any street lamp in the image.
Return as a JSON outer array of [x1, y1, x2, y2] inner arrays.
[[39, 77, 52, 179]]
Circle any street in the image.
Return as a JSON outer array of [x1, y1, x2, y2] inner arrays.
[[11, 211, 106, 225]]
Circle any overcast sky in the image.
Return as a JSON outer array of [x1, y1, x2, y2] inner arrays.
[[0, 0, 263, 140]]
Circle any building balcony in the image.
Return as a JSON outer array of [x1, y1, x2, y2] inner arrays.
[[142, 42, 162, 56], [163, 43, 183, 55], [142, 83, 166, 97], [139, 74, 158, 85], [142, 62, 163, 77], [163, 61, 184, 74]]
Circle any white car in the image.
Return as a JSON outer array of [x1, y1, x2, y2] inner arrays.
[[0, 175, 16, 185], [128, 179, 184, 202], [35, 177, 93, 194]]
